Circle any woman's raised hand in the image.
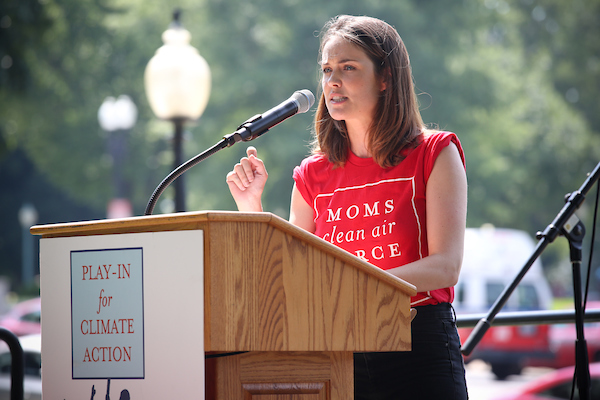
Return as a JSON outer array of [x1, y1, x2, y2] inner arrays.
[[226, 146, 268, 212]]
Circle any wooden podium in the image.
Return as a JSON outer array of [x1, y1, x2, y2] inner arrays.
[[32, 211, 416, 399]]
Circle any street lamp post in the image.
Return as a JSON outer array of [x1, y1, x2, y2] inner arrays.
[[18, 203, 38, 287], [98, 95, 138, 218], [144, 9, 211, 213]]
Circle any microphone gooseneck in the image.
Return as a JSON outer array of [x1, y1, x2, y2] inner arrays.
[[144, 89, 315, 216]]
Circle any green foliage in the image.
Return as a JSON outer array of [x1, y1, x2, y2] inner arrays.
[[0, 0, 52, 93], [1, 0, 599, 287]]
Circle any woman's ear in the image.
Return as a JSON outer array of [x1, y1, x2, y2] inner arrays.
[[380, 66, 391, 92]]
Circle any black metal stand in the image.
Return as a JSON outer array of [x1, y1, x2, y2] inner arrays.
[[0, 328, 24, 400], [563, 216, 591, 400], [461, 161, 600, 400]]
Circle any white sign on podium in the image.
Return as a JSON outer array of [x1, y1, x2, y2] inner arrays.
[[40, 230, 204, 400]]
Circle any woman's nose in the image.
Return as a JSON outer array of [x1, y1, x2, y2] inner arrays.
[[325, 70, 341, 87]]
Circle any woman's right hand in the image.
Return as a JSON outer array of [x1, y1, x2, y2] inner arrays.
[[226, 146, 268, 212]]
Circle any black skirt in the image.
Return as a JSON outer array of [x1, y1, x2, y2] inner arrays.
[[354, 302, 469, 400]]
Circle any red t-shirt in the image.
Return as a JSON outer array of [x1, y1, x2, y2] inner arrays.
[[293, 131, 465, 306]]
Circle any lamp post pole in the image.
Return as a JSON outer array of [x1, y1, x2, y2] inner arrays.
[[98, 95, 138, 218], [172, 117, 186, 212], [144, 9, 211, 213], [18, 203, 38, 287]]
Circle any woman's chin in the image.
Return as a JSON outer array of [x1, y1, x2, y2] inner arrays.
[[327, 110, 347, 122]]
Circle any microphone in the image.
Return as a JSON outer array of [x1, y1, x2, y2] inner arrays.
[[230, 89, 315, 143], [145, 89, 314, 215]]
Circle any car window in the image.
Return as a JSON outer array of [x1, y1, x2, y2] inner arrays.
[[538, 377, 599, 400], [0, 351, 41, 377], [0, 352, 11, 374], [455, 283, 464, 306], [24, 351, 41, 377], [517, 284, 540, 310], [21, 311, 41, 324], [539, 379, 574, 399], [485, 282, 542, 311], [486, 282, 504, 308]]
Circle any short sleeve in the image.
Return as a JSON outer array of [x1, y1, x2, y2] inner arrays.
[[292, 155, 324, 208], [423, 132, 466, 184]]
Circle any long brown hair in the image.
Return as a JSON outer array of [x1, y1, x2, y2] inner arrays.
[[313, 15, 426, 168]]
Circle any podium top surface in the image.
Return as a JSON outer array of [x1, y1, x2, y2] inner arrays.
[[31, 211, 416, 296]]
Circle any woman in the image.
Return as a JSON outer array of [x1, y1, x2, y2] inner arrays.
[[227, 15, 468, 399]]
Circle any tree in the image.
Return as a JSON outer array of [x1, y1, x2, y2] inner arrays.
[[1, 0, 599, 288]]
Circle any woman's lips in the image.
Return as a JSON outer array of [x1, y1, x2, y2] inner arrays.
[[329, 95, 347, 103]]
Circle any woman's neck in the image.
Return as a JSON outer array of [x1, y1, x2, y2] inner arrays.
[[347, 121, 371, 158]]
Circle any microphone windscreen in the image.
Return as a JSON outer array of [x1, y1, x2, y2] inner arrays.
[[293, 89, 315, 113]]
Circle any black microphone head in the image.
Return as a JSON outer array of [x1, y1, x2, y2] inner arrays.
[[292, 89, 315, 114]]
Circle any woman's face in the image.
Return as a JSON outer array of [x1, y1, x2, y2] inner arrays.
[[320, 35, 386, 131]]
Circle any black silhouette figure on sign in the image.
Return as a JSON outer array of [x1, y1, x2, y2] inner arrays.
[[89, 379, 131, 400]]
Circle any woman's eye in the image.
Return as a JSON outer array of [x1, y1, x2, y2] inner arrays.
[[343, 65, 355, 71], [322, 67, 332, 73]]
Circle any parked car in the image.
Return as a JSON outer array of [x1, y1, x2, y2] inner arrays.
[[0, 333, 41, 400], [0, 298, 41, 337], [454, 227, 554, 380], [491, 362, 600, 400], [526, 301, 600, 369]]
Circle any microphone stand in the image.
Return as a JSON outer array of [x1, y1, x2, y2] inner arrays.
[[563, 216, 590, 400], [461, 161, 600, 400], [144, 114, 266, 216]]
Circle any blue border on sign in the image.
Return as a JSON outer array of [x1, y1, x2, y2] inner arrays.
[[70, 247, 145, 380]]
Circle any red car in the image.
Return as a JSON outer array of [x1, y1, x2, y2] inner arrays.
[[0, 297, 41, 337], [492, 362, 600, 400], [459, 323, 552, 380], [525, 302, 600, 370]]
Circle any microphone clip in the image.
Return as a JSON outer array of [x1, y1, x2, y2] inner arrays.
[[223, 114, 263, 146]]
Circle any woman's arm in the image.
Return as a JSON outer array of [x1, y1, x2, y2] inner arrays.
[[289, 183, 316, 233], [387, 142, 468, 292]]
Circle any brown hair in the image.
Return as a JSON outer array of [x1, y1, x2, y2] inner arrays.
[[313, 15, 426, 168]]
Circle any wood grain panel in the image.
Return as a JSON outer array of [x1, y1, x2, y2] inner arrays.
[[213, 352, 351, 400], [255, 223, 287, 351], [204, 217, 412, 352], [242, 382, 326, 400]]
